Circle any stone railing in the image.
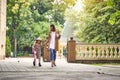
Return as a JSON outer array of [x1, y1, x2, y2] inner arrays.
[[76, 43, 120, 61], [44, 37, 120, 63]]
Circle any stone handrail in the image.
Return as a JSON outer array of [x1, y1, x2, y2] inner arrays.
[[76, 43, 120, 60]]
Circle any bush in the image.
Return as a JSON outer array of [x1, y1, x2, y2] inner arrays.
[[24, 51, 29, 56], [6, 36, 11, 57]]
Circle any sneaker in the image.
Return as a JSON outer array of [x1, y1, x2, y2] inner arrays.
[[33, 61, 35, 66], [39, 63, 41, 67]]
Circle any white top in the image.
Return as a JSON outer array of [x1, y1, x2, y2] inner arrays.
[[49, 32, 55, 49]]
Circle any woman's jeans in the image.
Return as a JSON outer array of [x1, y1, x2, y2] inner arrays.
[[49, 48, 56, 61]]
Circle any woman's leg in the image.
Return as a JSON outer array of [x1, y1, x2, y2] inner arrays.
[[50, 49, 54, 67], [53, 50, 56, 66]]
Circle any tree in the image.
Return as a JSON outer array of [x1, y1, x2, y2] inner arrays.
[[7, 0, 32, 57], [73, 0, 120, 43], [7, 0, 75, 56], [64, 0, 120, 43]]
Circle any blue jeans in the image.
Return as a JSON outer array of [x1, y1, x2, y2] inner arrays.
[[49, 48, 56, 61]]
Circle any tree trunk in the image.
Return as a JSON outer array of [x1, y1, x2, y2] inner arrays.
[[14, 30, 17, 57], [14, 38, 17, 57]]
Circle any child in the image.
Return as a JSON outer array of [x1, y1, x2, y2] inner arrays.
[[32, 37, 42, 67]]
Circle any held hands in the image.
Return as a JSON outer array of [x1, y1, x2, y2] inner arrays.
[[56, 29, 60, 39]]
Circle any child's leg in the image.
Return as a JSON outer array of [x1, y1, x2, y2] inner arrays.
[[33, 53, 36, 66], [38, 57, 41, 66], [38, 53, 41, 66]]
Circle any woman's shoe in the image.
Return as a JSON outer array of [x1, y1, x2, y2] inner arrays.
[[51, 63, 54, 67], [53, 62, 56, 66], [54, 64, 56, 66], [51, 65, 53, 67]]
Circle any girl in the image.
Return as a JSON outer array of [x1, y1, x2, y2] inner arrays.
[[32, 37, 42, 67]]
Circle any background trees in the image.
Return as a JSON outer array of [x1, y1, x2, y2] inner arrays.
[[7, 0, 75, 56], [7, 0, 120, 57], [68, 0, 120, 44]]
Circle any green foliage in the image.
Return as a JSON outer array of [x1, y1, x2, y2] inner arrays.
[[107, 0, 120, 25], [6, 36, 11, 57], [24, 51, 29, 57], [7, 0, 76, 53], [71, 0, 120, 43], [17, 52, 23, 57]]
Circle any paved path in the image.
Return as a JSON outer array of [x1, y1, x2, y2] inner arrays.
[[0, 57, 120, 80]]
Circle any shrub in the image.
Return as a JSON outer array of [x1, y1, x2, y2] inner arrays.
[[24, 51, 29, 56], [6, 36, 11, 57]]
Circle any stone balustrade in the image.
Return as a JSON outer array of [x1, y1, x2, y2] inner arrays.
[[76, 43, 120, 61]]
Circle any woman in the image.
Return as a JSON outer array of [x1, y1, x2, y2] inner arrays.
[[32, 37, 42, 67], [47, 24, 60, 67]]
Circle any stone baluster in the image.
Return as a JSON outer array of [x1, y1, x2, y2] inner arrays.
[[97, 46, 101, 59], [81, 46, 85, 59], [105, 45, 109, 59], [117, 45, 120, 58], [93, 46, 96, 58], [87, 46, 89, 58], [83, 46, 86, 59], [101, 46, 104, 59], [104, 45, 107, 59], [79, 46, 82, 58], [106, 45, 110, 59], [80, 46, 84, 58], [108, 46, 111, 58], [80, 46, 84, 59], [91, 46, 94, 58], [110, 46, 113, 59], [87, 46, 90, 59], [76, 46, 81, 59], [84, 46, 88, 59], [118, 46, 120, 58], [80, 46, 83, 59], [87, 46, 91, 58], [94, 46, 98, 58], [88, 46, 91, 58], [114, 46, 118, 59]]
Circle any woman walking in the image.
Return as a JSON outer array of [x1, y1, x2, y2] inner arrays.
[[47, 24, 60, 67]]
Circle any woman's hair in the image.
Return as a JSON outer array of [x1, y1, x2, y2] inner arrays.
[[50, 24, 56, 31]]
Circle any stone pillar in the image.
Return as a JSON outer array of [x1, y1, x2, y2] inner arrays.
[[67, 37, 76, 62], [43, 43, 50, 62], [0, 0, 6, 60]]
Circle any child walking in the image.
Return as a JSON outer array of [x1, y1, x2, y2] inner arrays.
[[32, 37, 42, 67]]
